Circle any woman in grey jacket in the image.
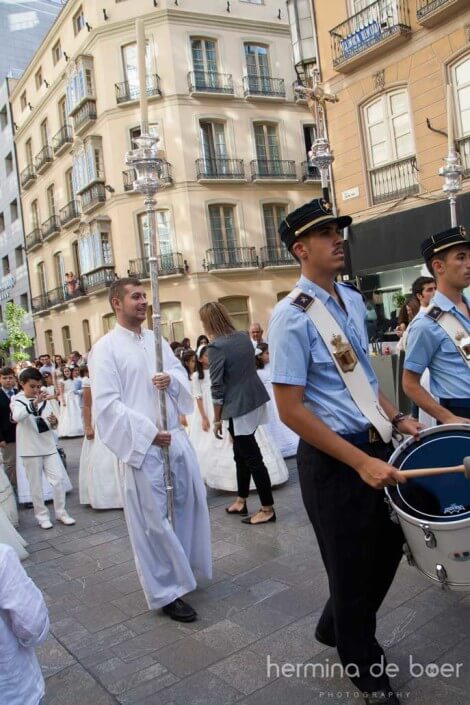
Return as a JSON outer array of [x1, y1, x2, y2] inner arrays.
[[199, 302, 275, 525]]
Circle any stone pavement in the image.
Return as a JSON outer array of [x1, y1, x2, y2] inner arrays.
[[17, 437, 470, 705]]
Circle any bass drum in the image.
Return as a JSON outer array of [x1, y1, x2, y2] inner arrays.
[[386, 424, 470, 591]]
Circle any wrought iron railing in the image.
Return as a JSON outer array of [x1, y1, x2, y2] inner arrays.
[[128, 253, 185, 278], [25, 228, 42, 250], [82, 266, 115, 293], [34, 145, 53, 171], [123, 161, 173, 191], [301, 161, 321, 181], [369, 155, 419, 204], [52, 124, 73, 153], [330, 0, 411, 68], [20, 164, 36, 188], [417, 0, 453, 20], [243, 75, 286, 98], [457, 135, 470, 178], [260, 246, 296, 267], [41, 215, 60, 239], [203, 247, 258, 271], [187, 71, 234, 95], [196, 158, 245, 180], [250, 159, 297, 180], [31, 282, 85, 313], [72, 100, 97, 132], [59, 200, 81, 226], [80, 182, 106, 211], [115, 74, 161, 103]]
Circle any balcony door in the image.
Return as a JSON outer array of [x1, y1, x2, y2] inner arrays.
[[121, 42, 153, 100], [40, 119, 49, 147], [454, 56, 470, 137], [54, 252, 65, 289], [209, 205, 237, 266], [263, 203, 287, 257], [47, 184, 56, 217], [191, 39, 218, 89], [139, 211, 173, 272], [31, 200, 40, 229], [37, 262, 47, 296], [200, 121, 228, 175], [254, 123, 280, 175], [244, 44, 269, 92]]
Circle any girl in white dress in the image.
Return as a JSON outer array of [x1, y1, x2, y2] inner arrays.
[[0, 462, 18, 526], [189, 346, 288, 490], [255, 344, 299, 458], [58, 366, 84, 438], [79, 377, 123, 509], [42, 371, 60, 419], [0, 506, 28, 559]]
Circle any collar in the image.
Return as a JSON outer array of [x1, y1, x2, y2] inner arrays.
[[297, 274, 348, 305], [115, 322, 145, 341], [431, 291, 470, 314]]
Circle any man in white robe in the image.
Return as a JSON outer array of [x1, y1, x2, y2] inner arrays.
[[89, 278, 212, 622]]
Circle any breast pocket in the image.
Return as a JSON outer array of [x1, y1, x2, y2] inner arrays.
[[310, 340, 344, 390]]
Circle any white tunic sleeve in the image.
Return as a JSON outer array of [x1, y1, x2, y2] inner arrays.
[[89, 338, 158, 469], [162, 340, 194, 416]]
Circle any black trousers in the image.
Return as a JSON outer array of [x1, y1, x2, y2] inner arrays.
[[227, 418, 273, 506], [439, 401, 470, 420], [297, 439, 404, 693]]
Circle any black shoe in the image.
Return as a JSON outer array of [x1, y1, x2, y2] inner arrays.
[[314, 626, 336, 648], [363, 690, 400, 705], [241, 509, 276, 525], [162, 598, 197, 622], [225, 501, 248, 516]]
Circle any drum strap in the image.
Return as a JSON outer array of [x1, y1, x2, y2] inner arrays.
[[426, 306, 470, 366], [288, 287, 393, 443]]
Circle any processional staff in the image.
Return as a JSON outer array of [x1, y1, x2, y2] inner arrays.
[[125, 20, 175, 526], [440, 84, 464, 228]]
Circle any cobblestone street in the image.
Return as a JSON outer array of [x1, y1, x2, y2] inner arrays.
[[18, 438, 470, 705]]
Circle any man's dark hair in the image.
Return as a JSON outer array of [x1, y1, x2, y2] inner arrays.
[[19, 367, 43, 384], [108, 277, 142, 311], [411, 276, 435, 298], [71, 350, 81, 358], [169, 341, 182, 351], [0, 367, 15, 376]]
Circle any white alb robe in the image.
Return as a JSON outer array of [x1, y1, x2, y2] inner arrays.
[[89, 324, 212, 609]]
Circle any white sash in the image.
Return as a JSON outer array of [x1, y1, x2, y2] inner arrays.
[[426, 308, 470, 368], [289, 287, 392, 443]]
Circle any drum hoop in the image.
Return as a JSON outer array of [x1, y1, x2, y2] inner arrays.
[[388, 423, 470, 467]]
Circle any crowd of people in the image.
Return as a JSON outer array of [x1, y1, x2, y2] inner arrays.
[[1, 196, 470, 705]]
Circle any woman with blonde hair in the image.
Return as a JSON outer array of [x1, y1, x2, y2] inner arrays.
[[199, 302, 275, 525]]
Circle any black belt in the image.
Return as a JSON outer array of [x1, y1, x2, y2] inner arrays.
[[440, 398, 470, 409], [340, 427, 383, 445]]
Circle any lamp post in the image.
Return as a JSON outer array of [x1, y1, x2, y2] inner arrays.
[[125, 21, 175, 525], [439, 84, 463, 227]]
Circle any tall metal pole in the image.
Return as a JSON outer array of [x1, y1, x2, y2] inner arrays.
[[439, 84, 463, 227]]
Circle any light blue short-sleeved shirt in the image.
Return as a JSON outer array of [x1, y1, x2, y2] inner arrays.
[[404, 291, 470, 399], [268, 274, 379, 435]]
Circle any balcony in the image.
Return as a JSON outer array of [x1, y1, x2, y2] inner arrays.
[[128, 253, 186, 279], [250, 159, 297, 182], [260, 245, 297, 269], [52, 124, 73, 156], [31, 282, 86, 314], [187, 71, 234, 97], [71, 99, 97, 136], [417, 0, 467, 26], [123, 161, 173, 192], [330, 0, 411, 73], [80, 182, 106, 214], [41, 214, 60, 241], [301, 161, 321, 182], [196, 158, 245, 182], [59, 199, 81, 228], [31, 294, 48, 314], [115, 74, 161, 104], [25, 227, 42, 252], [243, 75, 286, 100], [369, 155, 419, 205], [34, 145, 53, 174], [82, 266, 115, 294], [20, 164, 36, 189], [457, 136, 470, 178], [203, 247, 259, 272]]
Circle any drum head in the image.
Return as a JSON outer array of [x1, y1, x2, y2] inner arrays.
[[388, 425, 470, 522]]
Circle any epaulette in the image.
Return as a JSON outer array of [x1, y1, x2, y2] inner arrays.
[[338, 280, 365, 301], [290, 291, 314, 311], [425, 306, 443, 321]]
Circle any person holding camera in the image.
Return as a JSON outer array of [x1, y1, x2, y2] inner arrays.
[[10, 368, 75, 530]]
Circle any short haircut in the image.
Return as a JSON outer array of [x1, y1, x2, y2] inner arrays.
[[0, 367, 15, 376], [108, 277, 142, 311], [411, 276, 435, 298], [71, 350, 81, 357], [19, 367, 43, 384]]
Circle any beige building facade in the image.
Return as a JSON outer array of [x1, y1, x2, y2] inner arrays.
[[11, 0, 320, 356], [313, 0, 470, 313]]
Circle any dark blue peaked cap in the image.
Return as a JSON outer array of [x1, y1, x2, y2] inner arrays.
[[421, 225, 470, 260], [279, 198, 352, 250]]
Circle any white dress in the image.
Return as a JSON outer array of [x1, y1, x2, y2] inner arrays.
[[58, 379, 84, 438], [79, 380, 123, 509], [0, 463, 18, 526], [189, 370, 289, 491], [257, 363, 299, 458], [0, 507, 28, 559], [45, 385, 60, 419]]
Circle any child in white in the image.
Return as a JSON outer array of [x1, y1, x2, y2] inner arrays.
[[11, 368, 75, 530]]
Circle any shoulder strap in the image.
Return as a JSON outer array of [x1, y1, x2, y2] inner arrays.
[[289, 287, 392, 443], [425, 307, 470, 367], [339, 280, 366, 302]]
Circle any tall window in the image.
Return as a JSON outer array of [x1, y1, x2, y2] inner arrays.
[[254, 123, 280, 174], [73, 6, 85, 35], [102, 313, 116, 333], [40, 120, 49, 148], [0, 213, 3, 233], [47, 184, 56, 216], [219, 296, 249, 331], [25, 138, 33, 166], [160, 302, 184, 342], [45, 330, 55, 356], [54, 252, 65, 288], [20, 91, 27, 111], [35, 67, 43, 90], [58, 96, 67, 127], [263, 203, 287, 252], [191, 38, 218, 89], [78, 226, 113, 273], [209, 204, 237, 251], [363, 90, 414, 168], [139, 211, 173, 258], [2, 256, 10, 276], [244, 44, 269, 92], [62, 326, 72, 356], [20, 294, 29, 312], [10, 200, 18, 222], [82, 319, 92, 350], [72, 137, 103, 192], [121, 42, 153, 100], [200, 121, 227, 173], [453, 55, 470, 137], [37, 262, 47, 296], [52, 40, 62, 66], [15, 246, 23, 268], [66, 168, 74, 201], [66, 57, 94, 114], [31, 200, 40, 228]]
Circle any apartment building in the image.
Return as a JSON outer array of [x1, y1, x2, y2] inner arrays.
[[10, 0, 320, 356], [314, 0, 470, 314]]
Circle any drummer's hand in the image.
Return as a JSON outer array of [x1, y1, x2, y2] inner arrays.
[[446, 414, 470, 426], [152, 373, 171, 390], [153, 431, 171, 447], [356, 457, 406, 490], [396, 417, 424, 438]]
